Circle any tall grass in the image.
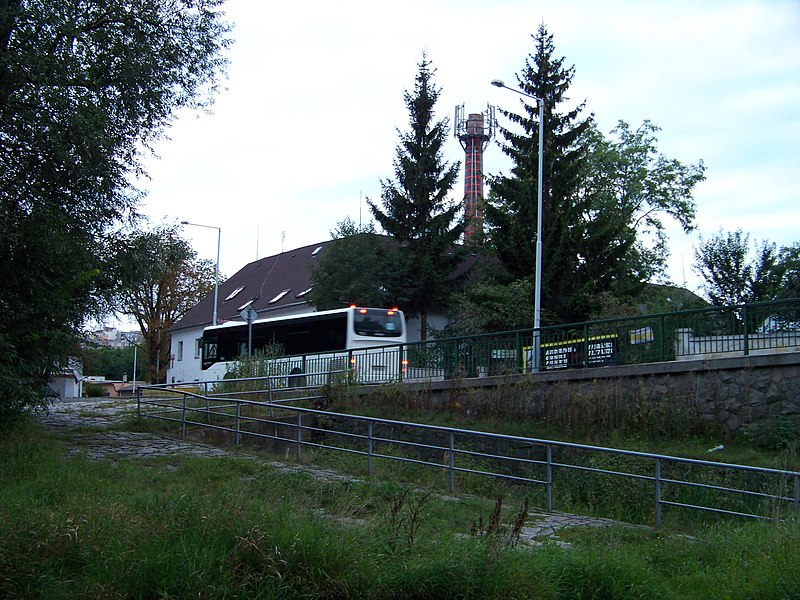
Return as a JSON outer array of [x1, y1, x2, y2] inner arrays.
[[3, 416, 798, 598]]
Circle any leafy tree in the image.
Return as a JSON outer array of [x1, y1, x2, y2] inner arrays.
[[444, 277, 535, 337], [0, 0, 229, 412], [308, 218, 393, 310], [368, 54, 463, 340], [82, 345, 147, 381], [486, 24, 704, 325], [693, 230, 797, 306], [114, 224, 218, 383], [777, 244, 800, 300]]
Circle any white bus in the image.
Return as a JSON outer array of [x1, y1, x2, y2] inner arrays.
[[200, 306, 408, 384]]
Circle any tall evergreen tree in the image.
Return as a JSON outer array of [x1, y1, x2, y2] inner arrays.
[[368, 55, 463, 339], [485, 24, 594, 325], [486, 24, 704, 325]]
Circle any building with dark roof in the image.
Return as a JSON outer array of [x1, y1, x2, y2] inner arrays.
[[166, 237, 473, 383]]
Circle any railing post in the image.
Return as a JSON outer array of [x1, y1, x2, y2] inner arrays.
[[515, 331, 521, 373], [583, 324, 590, 368], [399, 345, 404, 382], [181, 393, 187, 439], [655, 459, 663, 527], [235, 403, 241, 446], [795, 474, 799, 517], [367, 421, 373, 478], [449, 431, 455, 494], [204, 383, 211, 424], [743, 304, 750, 356], [546, 444, 553, 512], [659, 314, 666, 362], [296, 412, 302, 460], [348, 350, 354, 384]]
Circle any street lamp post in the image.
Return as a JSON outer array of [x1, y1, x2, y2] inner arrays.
[[491, 79, 544, 371], [122, 335, 138, 394], [181, 221, 221, 326]]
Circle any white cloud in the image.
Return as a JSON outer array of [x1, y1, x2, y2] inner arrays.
[[136, 0, 799, 298]]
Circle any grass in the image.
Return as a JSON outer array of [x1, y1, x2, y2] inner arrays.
[[2, 414, 799, 599]]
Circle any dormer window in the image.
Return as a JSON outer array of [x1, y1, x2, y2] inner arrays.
[[237, 298, 255, 311], [223, 286, 245, 302], [268, 289, 291, 304]]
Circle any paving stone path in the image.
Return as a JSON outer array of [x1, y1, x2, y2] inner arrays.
[[38, 397, 641, 544]]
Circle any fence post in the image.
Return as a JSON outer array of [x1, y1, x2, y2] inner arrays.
[[449, 431, 455, 494], [181, 393, 187, 439], [655, 459, 663, 527], [348, 350, 354, 384], [583, 324, 590, 368], [367, 421, 373, 478], [659, 314, 666, 362], [204, 382, 211, 424], [235, 403, 241, 446], [546, 444, 553, 512], [795, 474, 799, 517], [296, 412, 302, 460], [743, 304, 750, 356], [137, 387, 142, 419]]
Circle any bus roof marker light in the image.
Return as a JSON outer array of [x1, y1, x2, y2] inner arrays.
[[359, 308, 367, 314]]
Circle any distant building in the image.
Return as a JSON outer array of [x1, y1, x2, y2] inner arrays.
[[49, 357, 83, 399], [86, 327, 143, 349]]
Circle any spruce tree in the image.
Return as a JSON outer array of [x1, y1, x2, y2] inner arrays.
[[485, 24, 593, 325], [368, 55, 462, 339], [486, 24, 704, 325]]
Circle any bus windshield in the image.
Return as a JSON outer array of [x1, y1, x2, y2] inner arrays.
[[353, 308, 403, 337]]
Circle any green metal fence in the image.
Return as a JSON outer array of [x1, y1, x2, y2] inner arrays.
[[399, 298, 800, 381], [241, 298, 799, 385]]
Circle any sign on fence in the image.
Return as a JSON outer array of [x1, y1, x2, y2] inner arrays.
[[523, 334, 618, 371]]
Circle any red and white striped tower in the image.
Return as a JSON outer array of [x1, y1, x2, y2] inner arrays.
[[455, 105, 495, 245]]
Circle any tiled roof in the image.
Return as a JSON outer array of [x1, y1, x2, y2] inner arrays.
[[172, 236, 486, 332], [172, 239, 335, 331]]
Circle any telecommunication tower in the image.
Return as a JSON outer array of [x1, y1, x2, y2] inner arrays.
[[454, 104, 496, 245]]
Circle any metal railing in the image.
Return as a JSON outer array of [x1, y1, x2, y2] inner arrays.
[[138, 378, 800, 527], [398, 298, 800, 379], [223, 298, 800, 385]]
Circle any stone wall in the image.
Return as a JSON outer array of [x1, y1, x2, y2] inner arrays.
[[356, 352, 800, 436]]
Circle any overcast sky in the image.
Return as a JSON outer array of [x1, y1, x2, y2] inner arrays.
[[136, 0, 799, 306]]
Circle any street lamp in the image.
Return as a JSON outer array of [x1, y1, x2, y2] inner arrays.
[[491, 79, 544, 371], [122, 335, 139, 394], [181, 221, 221, 326]]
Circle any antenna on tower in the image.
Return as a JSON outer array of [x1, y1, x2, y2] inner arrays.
[[455, 104, 496, 245]]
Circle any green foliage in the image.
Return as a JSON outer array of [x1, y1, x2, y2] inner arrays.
[[3, 418, 798, 599], [82, 382, 108, 398], [368, 54, 465, 339], [445, 277, 535, 336], [308, 218, 393, 309], [694, 230, 800, 306], [486, 25, 704, 325], [740, 417, 799, 452], [81, 345, 147, 381], [114, 223, 219, 383], [0, 0, 230, 412]]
